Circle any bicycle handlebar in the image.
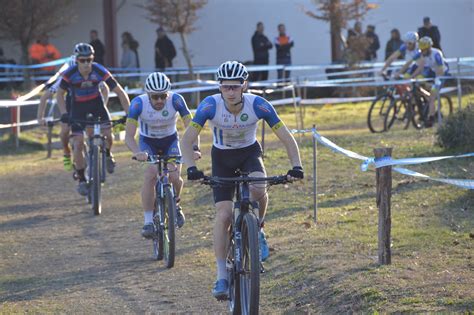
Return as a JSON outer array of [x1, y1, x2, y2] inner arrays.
[[201, 175, 290, 187], [132, 154, 182, 164], [69, 115, 127, 126]]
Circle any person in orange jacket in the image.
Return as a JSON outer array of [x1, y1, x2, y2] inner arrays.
[[29, 34, 61, 73]]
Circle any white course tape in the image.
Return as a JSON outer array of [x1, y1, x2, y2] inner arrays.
[[290, 128, 474, 189]]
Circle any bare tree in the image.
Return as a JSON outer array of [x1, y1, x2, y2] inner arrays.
[[140, 0, 208, 78], [0, 0, 75, 66], [301, 0, 376, 63]]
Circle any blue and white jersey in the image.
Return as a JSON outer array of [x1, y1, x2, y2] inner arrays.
[[399, 43, 420, 61], [191, 93, 283, 150], [413, 48, 449, 74], [128, 92, 191, 138]]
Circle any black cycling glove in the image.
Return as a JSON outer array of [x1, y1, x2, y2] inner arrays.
[[187, 166, 204, 180], [287, 166, 304, 179], [60, 113, 70, 124]]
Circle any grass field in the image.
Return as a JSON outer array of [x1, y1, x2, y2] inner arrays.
[[0, 95, 473, 313]]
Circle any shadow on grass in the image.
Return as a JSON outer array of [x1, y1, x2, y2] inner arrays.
[[0, 134, 44, 156], [0, 215, 51, 231]]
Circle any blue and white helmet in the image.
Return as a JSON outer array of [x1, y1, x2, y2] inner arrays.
[[74, 43, 94, 57], [217, 61, 249, 82], [145, 72, 171, 93], [403, 31, 419, 44]]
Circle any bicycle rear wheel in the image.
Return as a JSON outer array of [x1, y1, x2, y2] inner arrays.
[[435, 95, 453, 124], [163, 186, 176, 268], [239, 212, 260, 315], [384, 98, 411, 131], [91, 145, 101, 215], [367, 94, 393, 133]]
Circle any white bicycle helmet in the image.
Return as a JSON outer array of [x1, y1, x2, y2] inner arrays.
[[217, 61, 249, 82], [403, 31, 419, 43], [144, 72, 171, 93]]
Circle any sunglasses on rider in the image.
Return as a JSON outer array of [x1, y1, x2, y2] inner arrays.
[[149, 93, 168, 101], [77, 58, 93, 64], [220, 84, 244, 91]]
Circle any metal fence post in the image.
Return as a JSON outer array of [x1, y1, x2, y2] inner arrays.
[[312, 125, 317, 223]]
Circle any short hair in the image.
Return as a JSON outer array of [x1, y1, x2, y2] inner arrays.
[[257, 22, 263, 27], [423, 17, 430, 23], [90, 30, 98, 35]]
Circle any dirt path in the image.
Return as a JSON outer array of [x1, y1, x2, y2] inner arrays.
[[0, 151, 230, 314]]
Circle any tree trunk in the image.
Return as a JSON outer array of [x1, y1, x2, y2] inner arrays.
[[20, 43, 32, 88], [179, 31, 194, 80], [330, 0, 343, 62]]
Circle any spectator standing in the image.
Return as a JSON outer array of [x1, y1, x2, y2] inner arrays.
[[384, 28, 404, 60], [364, 24, 380, 61], [418, 17, 441, 50], [154, 27, 177, 71], [274, 23, 294, 81], [89, 30, 105, 65], [29, 34, 61, 73], [122, 32, 140, 68], [251, 22, 272, 81], [121, 41, 138, 70]]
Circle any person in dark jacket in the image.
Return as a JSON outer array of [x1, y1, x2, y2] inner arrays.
[[418, 17, 442, 50], [364, 24, 380, 61], [274, 23, 294, 81], [384, 28, 404, 60], [251, 22, 272, 81], [155, 27, 177, 71], [89, 30, 105, 65]]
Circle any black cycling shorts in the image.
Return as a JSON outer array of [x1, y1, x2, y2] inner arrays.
[[211, 141, 265, 203], [69, 97, 111, 134]]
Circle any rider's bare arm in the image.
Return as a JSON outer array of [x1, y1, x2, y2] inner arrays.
[[37, 89, 53, 124], [56, 87, 67, 115], [272, 123, 302, 168], [182, 124, 201, 168], [112, 85, 130, 114]]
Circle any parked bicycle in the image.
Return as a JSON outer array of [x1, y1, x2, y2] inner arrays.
[[71, 114, 126, 215], [202, 172, 290, 315], [134, 154, 181, 268]]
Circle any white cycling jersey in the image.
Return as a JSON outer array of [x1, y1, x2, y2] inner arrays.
[[128, 92, 191, 139]]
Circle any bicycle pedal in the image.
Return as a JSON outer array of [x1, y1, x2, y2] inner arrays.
[[260, 262, 266, 274]]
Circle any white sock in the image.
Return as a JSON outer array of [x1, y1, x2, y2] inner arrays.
[[144, 210, 154, 225], [216, 258, 227, 281]]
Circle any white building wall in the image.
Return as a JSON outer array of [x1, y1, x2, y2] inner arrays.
[[1, 0, 473, 74]]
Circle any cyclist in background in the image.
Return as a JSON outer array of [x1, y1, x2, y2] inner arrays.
[[56, 43, 130, 196], [380, 31, 420, 76], [181, 61, 303, 300], [409, 36, 450, 127], [37, 55, 109, 172], [125, 72, 200, 237]]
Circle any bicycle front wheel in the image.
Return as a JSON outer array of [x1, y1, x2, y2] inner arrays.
[[153, 198, 164, 261], [384, 99, 411, 131], [91, 145, 101, 215], [239, 212, 260, 315], [163, 186, 176, 268], [368, 94, 393, 133]]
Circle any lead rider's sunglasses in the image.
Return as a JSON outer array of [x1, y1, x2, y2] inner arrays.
[[149, 93, 168, 101], [220, 84, 244, 91]]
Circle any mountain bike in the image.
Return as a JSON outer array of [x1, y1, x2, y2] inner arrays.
[[134, 154, 181, 268], [367, 74, 409, 133], [384, 81, 453, 131], [202, 172, 290, 315], [71, 114, 126, 215]]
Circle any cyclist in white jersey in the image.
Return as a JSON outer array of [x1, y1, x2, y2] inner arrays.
[[181, 61, 303, 300], [37, 56, 109, 171], [410, 36, 449, 126], [380, 31, 420, 76], [125, 72, 200, 237]]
